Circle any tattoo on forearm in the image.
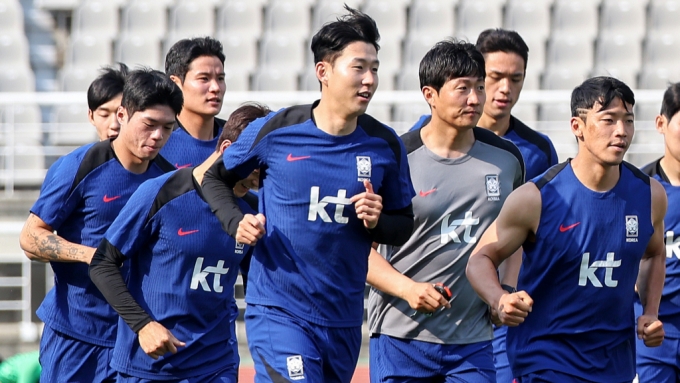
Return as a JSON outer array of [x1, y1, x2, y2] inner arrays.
[[30, 232, 84, 261]]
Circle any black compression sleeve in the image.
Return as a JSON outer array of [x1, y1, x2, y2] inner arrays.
[[89, 239, 152, 333], [201, 157, 245, 237], [367, 204, 414, 246]]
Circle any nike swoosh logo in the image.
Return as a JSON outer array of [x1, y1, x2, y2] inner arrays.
[[177, 228, 199, 236], [419, 188, 437, 197], [559, 222, 581, 232], [287, 154, 311, 162], [175, 163, 192, 169], [103, 195, 121, 203]]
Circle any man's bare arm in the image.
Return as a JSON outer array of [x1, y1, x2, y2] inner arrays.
[[637, 179, 667, 318], [20, 213, 94, 264]]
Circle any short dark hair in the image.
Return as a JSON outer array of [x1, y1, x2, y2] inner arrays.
[[165, 37, 225, 83], [476, 29, 529, 71], [419, 39, 485, 92], [660, 82, 680, 120], [311, 4, 380, 65], [87, 63, 128, 111], [121, 68, 183, 119], [217, 103, 271, 150], [571, 76, 635, 118]]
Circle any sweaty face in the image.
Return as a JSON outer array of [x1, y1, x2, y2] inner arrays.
[[89, 94, 123, 140], [482, 51, 525, 120], [575, 98, 634, 166], [178, 55, 226, 117], [428, 76, 486, 129], [234, 169, 260, 198], [322, 41, 379, 118], [117, 105, 176, 162], [658, 111, 680, 163]]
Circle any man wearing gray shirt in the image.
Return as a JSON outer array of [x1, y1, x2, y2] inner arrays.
[[367, 40, 525, 382]]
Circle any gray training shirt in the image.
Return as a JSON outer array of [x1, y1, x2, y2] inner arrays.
[[368, 127, 525, 345]]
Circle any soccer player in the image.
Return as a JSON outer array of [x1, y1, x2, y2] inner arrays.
[[89, 103, 268, 382], [466, 76, 667, 383], [19, 68, 182, 382], [88, 63, 129, 141], [637, 82, 680, 382], [201, 6, 415, 382], [161, 37, 227, 169], [367, 40, 524, 382]]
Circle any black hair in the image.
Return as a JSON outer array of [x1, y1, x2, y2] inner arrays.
[[165, 37, 225, 83], [87, 63, 128, 111], [571, 76, 635, 118], [121, 68, 183, 119], [419, 39, 485, 92], [310, 4, 380, 65], [660, 82, 680, 120], [217, 102, 271, 150], [476, 29, 529, 71]]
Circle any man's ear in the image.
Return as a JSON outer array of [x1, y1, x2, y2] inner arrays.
[[315, 61, 330, 87], [219, 139, 232, 154], [570, 115, 585, 141], [422, 86, 437, 109], [169, 75, 182, 88], [117, 106, 127, 125], [655, 114, 667, 135]]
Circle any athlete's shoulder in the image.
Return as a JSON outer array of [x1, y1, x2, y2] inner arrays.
[[622, 161, 651, 185], [151, 154, 176, 173], [531, 161, 570, 189], [399, 128, 424, 154], [509, 116, 557, 158], [144, 167, 196, 221], [474, 127, 525, 173], [260, 104, 313, 131], [66, 140, 117, 190], [409, 114, 431, 132], [640, 158, 663, 179]]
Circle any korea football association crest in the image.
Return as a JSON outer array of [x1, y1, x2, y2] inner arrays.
[[287, 355, 305, 380], [626, 215, 638, 242], [356, 156, 372, 182], [485, 175, 501, 201]]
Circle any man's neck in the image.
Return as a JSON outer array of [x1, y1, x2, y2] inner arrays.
[[111, 138, 149, 174], [177, 110, 215, 141], [477, 112, 511, 137], [571, 154, 620, 192], [420, 117, 475, 159], [660, 153, 680, 186], [313, 98, 358, 136], [193, 151, 220, 185]]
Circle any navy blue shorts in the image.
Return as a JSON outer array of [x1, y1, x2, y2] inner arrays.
[[39, 325, 115, 382], [636, 334, 680, 383], [245, 304, 361, 383], [116, 365, 237, 383], [369, 334, 495, 382], [516, 370, 630, 383], [493, 326, 514, 383]]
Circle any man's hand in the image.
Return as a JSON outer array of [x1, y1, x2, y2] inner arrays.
[[637, 315, 665, 347], [138, 321, 185, 360], [496, 291, 533, 326], [402, 281, 451, 313], [489, 305, 503, 326], [235, 213, 266, 246], [351, 180, 383, 229]]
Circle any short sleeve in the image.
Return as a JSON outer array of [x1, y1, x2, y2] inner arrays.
[[379, 135, 416, 211], [30, 152, 83, 230], [222, 113, 276, 179]]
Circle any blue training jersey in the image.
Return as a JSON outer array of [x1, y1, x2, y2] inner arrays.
[[410, 115, 557, 180], [508, 161, 654, 382], [31, 140, 174, 347], [160, 118, 225, 169], [222, 102, 415, 327], [639, 159, 680, 337], [102, 168, 256, 379]]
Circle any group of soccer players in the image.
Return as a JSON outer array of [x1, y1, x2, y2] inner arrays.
[[15, 4, 680, 383]]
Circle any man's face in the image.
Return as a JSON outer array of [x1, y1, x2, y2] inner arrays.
[[482, 51, 525, 120], [89, 94, 122, 140], [320, 41, 379, 118], [117, 105, 176, 161], [573, 98, 634, 166], [427, 76, 486, 130], [175, 55, 226, 118], [233, 169, 260, 198]]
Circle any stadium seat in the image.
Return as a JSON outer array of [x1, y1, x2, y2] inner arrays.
[[644, 33, 680, 72], [402, 34, 439, 68], [121, 1, 167, 39], [365, 103, 391, 123], [299, 67, 320, 91], [114, 34, 162, 70], [217, 0, 263, 41], [252, 68, 298, 91], [522, 69, 540, 90], [49, 104, 96, 146], [264, 0, 311, 40], [0, 66, 35, 92], [523, 36, 546, 74], [224, 67, 250, 92], [541, 68, 588, 90], [58, 66, 99, 92], [589, 67, 637, 89], [317, 0, 364, 9], [71, 1, 119, 39], [0, 0, 23, 33], [408, 0, 455, 38], [169, 0, 215, 38], [218, 33, 257, 73], [259, 34, 306, 72], [1, 104, 43, 144], [638, 67, 680, 89], [0, 140, 46, 188], [395, 65, 421, 91], [551, 0, 599, 41], [376, 36, 400, 90], [455, 0, 503, 42], [594, 34, 642, 77], [65, 35, 112, 68], [312, 1, 349, 32], [512, 102, 537, 124], [648, 0, 680, 36], [391, 103, 430, 130], [546, 34, 593, 73], [0, 33, 30, 67], [504, 0, 551, 42], [361, 0, 407, 40], [600, 0, 646, 41]]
